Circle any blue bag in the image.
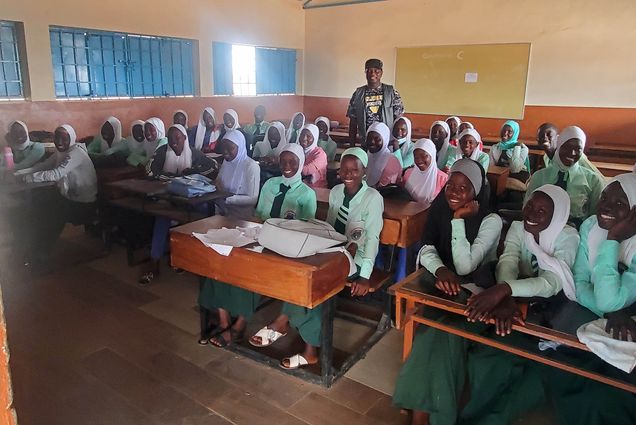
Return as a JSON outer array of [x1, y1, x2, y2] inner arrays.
[[166, 174, 216, 198]]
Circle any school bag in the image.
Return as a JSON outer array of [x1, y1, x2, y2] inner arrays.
[[166, 174, 216, 198]]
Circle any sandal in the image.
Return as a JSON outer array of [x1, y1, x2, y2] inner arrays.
[[209, 333, 231, 348], [249, 327, 287, 348], [280, 353, 312, 370], [231, 327, 246, 344], [138, 271, 155, 285]]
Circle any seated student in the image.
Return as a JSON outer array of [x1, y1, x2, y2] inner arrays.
[[490, 120, 530, 183], [243, 105, 270, 142], [218, 109, 253, 157], [86, 116, 129, 165], [315, 116, 337, 163], [140, 125, 217, 284], [173, 110, 188, 127], [298, 124, 328, 188], [393, 158, 502, 425], [201, 144, 317, 347], [190, 107, 221, 153], [4, 120, 45, 170], [286, 112, 305, 144], [391, 116, 414, 169], [429, 120, 452, 172], [213, 130, 260, 219], [538, 123, 603, 177], [458, 121, 474, 134], [445, 116, 461, 146], [402, 139, 448, 208], [142, 117, 168, 169], [249, 148, 383, 370], [125, 120, 150, 167], [525, 126, 605, 228], [445, 128, 490, 172], [252, 121, 287, 164], [366, 122, 402, 189]]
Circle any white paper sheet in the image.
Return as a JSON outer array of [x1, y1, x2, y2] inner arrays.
[[192, 226, 261, 256], [461, 283, 484, 295]]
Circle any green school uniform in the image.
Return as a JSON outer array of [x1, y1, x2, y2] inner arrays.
[[243, 121, 270, 139], [13, 142, 46, 170], [87, 136, 130, 156], [317, 137, 338, 163], [393, 141, 415, 169], [444, 145, 490, 173]]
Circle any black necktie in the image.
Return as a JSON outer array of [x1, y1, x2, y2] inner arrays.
[[269, 184, 291, 219], [334, 192, 354, 235], [556, 171, 567, 190], [290, 130, 297, 143], [255, 123, 261, 135], [530, 254, 539, 276]]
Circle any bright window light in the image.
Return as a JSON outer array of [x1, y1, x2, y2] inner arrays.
[[232, 44, 256, 96]]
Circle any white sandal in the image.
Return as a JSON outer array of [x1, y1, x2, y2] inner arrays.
[[280, 353, 310, 370], [249, 326, 287, 347]]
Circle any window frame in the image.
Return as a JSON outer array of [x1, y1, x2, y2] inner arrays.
[[0, 21, 26, 101]]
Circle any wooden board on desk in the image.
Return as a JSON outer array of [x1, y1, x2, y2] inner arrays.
[[487, 165, 510, 196]]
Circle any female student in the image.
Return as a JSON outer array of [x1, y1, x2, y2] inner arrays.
[[4, 120, 45, 170], [87, 116, 129, 161], [538, 123, 603, 177], [173, 110, 188, 128], [525, 126, 605, 227], [366, 122, 402, 188], [429, 120, 452, 171], [249, 147, 383, 370], [298, 123, 328, 189], [286, 112, 305, 144], [445, 116, 461, 146], [252, 121, 286, 162], [391, 116, 414, 169], [125, 120, 150, 167], [143, 117, 168, 168], [402, 139, 447, 208], [393, 158, 502, 425], [218, 109, 253, 156], [458, 121, 474, 134], [489, 120, 530, 183], [140, 125, 217, 284], [190, 107, 220, 153], [201, 143, 317, 347], [445, 128, 490, 172], [315, 116, 337, 163], [213, 130, 260, 219]]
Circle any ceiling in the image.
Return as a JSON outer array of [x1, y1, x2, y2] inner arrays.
[[301, 0, 387, 9]]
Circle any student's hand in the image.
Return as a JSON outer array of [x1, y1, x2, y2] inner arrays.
[[77, 136, 93, 145], [434, 267, 461, 296], [607, 206, 636, 242], [465, 283, 512, 322], [605, 309, 636, 341], [490, 297, 525, 336], [453, 200, 480, 219], [350, 278, 370, 297], [390, 138, 400, 152]]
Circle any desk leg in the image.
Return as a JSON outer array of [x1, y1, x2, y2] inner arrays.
[[320, 297, 335, 387], [402, 299, 416, 362], [395, 247, 407, 282]]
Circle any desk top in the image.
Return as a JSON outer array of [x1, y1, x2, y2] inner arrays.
[[106, 178, 232, 205]]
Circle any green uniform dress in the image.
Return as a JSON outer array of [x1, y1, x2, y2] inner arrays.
[[317, 137, 338, 163], [444, 145, 490, 174], [13, 142, 46, 170], [87, 135, 130, 156], [198, 176, 317, 320], [394, 141, 415, 169]]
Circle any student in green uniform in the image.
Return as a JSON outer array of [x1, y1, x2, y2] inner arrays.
[[538, 123, 603, 177], [489, 120, 530, 183], [430, 120, 452, 172], [125, 120, 149, 167], [444, 128, 490, 172], [525, 126, 605, 228], [391, 116, 414, 169], [201, 143, 317, 347], [315, 116, 337, 163], [4, 120, 45, 170], [249, 147, 384, 370], [393, 158, 502, 425], [243, 105, 270, 142], [286, 112, 305, 144], [86, 116, 129, 165], [252, 121, 286, 164]]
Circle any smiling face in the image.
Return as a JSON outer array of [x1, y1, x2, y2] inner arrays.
[[523, 191, 554, 235], [316, 121, 328, 140], [299, 129, 314, 150], [365, 67, 383, 87], [558, 138, 583, 167], [414, 149, 432, 172], [101, 121, 115, 144], [500, 124, 514, 142], [293, 114, 304, 130], [340, 155, 365, 192], [459, 135, 478, 157], [393, 119, 408, 140], [366, 131, 384, 154], [132, 124, 145, 143], [221, 139, 239, 162], [203, 111, 215, 129], [446, 119, 458, 137], [173, 112, 187, 126], [167, 127, 186, 156], [8, 122, 27, 147], [537, 124, 557, 152], [223, 113, 235, 128], [54, 127, 71, 152], [144, 123, 157, 142], [430, 124, 448, 150], [597, 181, 631, 231], [279, 151, 299, 179], [267, 126, 281, 148], [445, 172, 476, 211]]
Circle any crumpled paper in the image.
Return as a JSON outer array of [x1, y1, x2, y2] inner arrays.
[[192, 226, 261, 256]]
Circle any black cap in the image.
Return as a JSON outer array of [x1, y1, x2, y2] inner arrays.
[[365, 58, 383, 70]]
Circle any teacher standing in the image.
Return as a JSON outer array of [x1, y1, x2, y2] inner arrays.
[[346, 58, 404, 147]]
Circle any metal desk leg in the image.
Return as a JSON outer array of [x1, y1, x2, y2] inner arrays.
[[394, 247, 407, 282], [320, 297, 336, 387]]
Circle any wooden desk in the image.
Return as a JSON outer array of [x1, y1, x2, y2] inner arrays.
[[487, 165, 510, 196], [481, 144, 545, 157], [96, 166, 145, 184], [391, 269, 636, 394], [592, 161, 633, 178], [106, 178, 232, 206]]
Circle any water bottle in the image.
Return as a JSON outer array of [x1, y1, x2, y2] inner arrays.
[[3, 147, 14, 171]]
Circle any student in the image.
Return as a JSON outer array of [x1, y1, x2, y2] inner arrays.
[[366, 122, 402, 189], [252, 121, 287, 163], [140, 124, 217, 284], [315, 116, 337, 163], [201, 143, 317, 347], [87, 116, 129, 160], [298, 124, 328, 189], [458, 121, 474, 134], [125, 120, 150, 167], [429, 120, 452, 171], [249, 147, 383, 369], [214, 130, 260, 219], [219, 109, 253, 157], [538, 123, 603, 176], [243, 105, 270, 141], [190, 107, 221, 153], [143, 117, 168, 171], [525, 126, 605, 227], [393, 158, 502, 425], [4, 120, 45, 170], [402, 139, 448, 208], [489, 120, 530, 183], [173, 110, 188, 127], [286, 112, 305, 144], [391, 116, 414, 169], [445, 116, 461, 146], [445, 128, 490, 172]]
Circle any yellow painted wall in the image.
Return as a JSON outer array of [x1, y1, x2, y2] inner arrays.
[[304, 0, 636, 108], [0, 0, 305, 100]]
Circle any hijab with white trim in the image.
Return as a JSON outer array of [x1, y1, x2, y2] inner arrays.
[[286, 112, 305, 143], [300, 124, 319, 154], [127, 120, 146, 155], [280, 143, 305, 186], [554, 125, 587, 172], [430, 120, 451, 169], [393, 116, 412, 159], [163, 124, 193, 175], [223, 109, 241, 131], [173, 109, 189, 127], [144, 117, 166, 157], [405, 138, 438, 208], [194, 107, 220, 150], [217, 130, 251, 194], [365, 122, 392, 187], [8, 120, 32, 151], [455, 128, 483, 162], [523, 184, 576, 300], [254, 121, 286, 158], [315, 116, 330, 138], [100, 116, 123, 151]]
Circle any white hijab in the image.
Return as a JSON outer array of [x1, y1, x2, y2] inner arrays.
[[456, 128, 483, 161], [280, 143, 305, 186], [255, 121, 287, 158], [300, 124, 319, 154], [127, 120, 146, 155], [8, 120, 32, 151], [144, 117, 166, 157], [56, 124, 80, 165], [446, 116, 461, 137], [173, 109, 189, 127], [217, 130, 250, 194], [430, 120, 451, 169], [101, 116, 122, 151], [405, 138, 438, 208], [366, 121, 392, 187], [194, 107, 220, 150], [315, 116, 330, 137], [554, 125, 587, 172], [224, 109, 241, 131], [588, 173, 636, 270], [523, 184, 576, 300], [286, 112, 305, 143], [163, 124, 193, 175], [393, 116, 412, 158]]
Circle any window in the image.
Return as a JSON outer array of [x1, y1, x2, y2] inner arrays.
[[50, 26, 195, 99], [213, 42, 296, 96], [0, 21, 24, 100]]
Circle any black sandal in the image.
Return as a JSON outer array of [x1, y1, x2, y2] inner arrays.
[[209, 333, 231, 348], [231, 327, 246, 344]]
